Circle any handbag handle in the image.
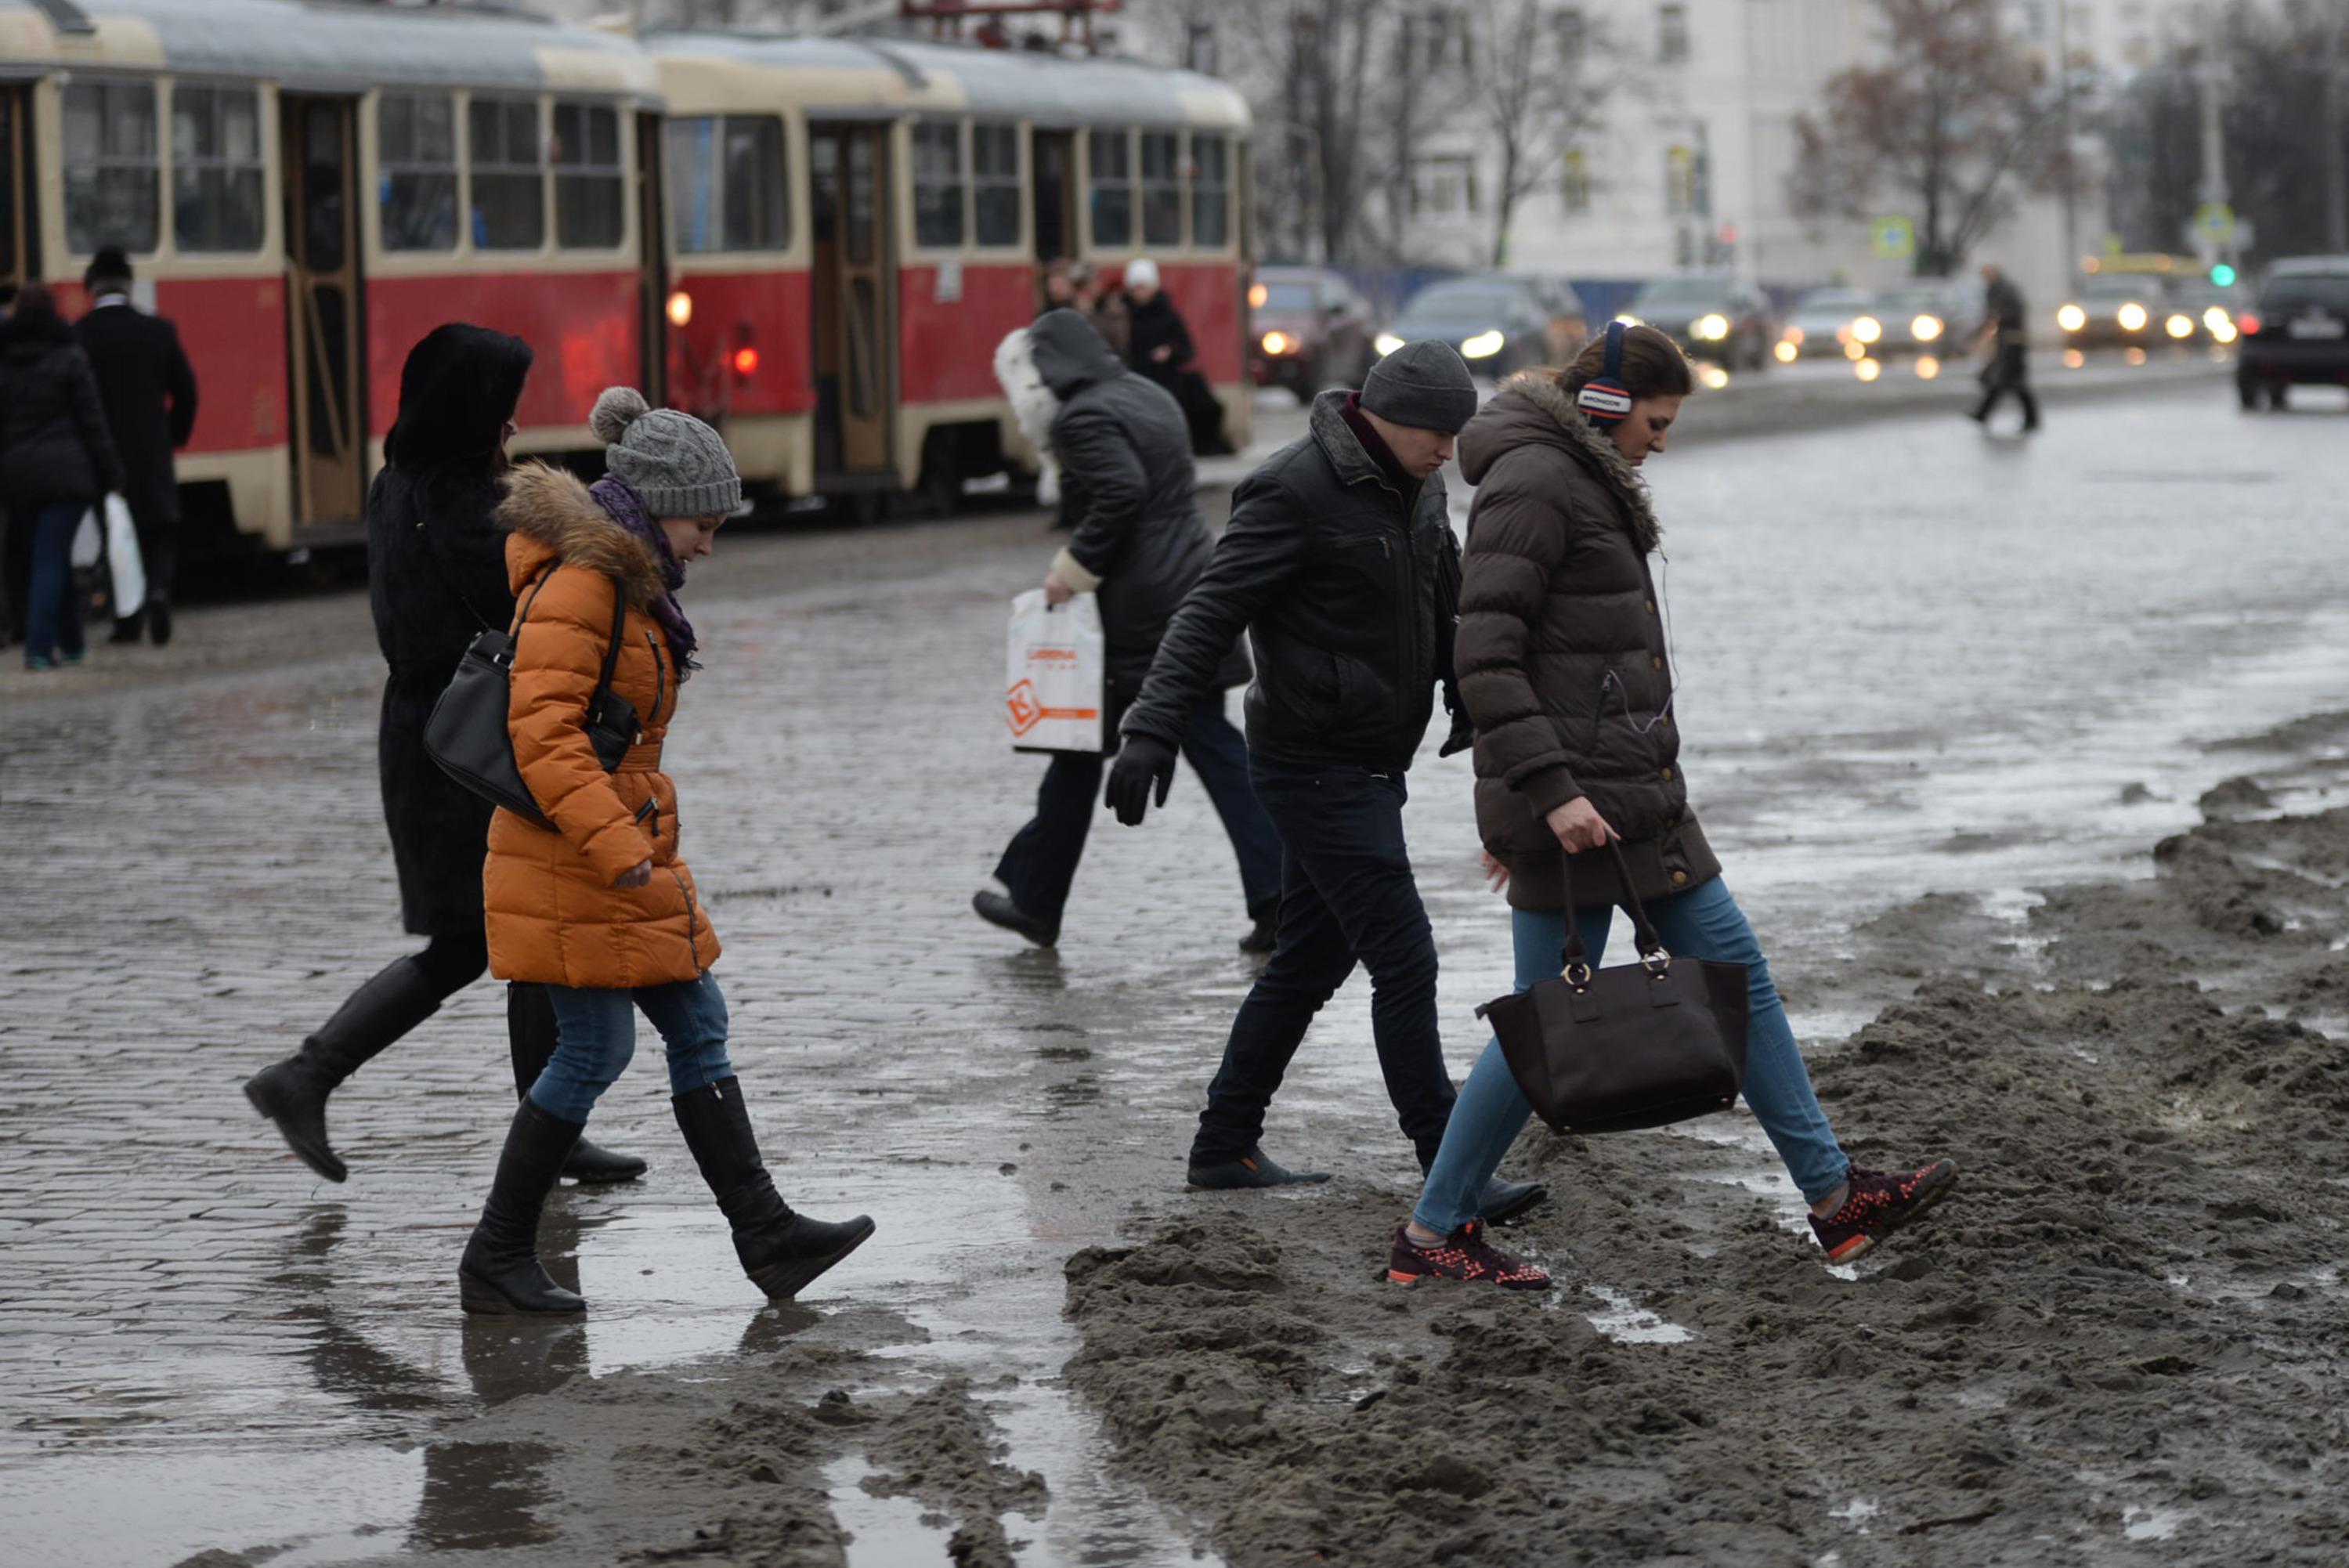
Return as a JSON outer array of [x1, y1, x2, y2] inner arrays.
[[1557, 837, 1669, 982]]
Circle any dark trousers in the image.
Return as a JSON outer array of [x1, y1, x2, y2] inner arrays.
[[1971, 343, 2040, 428], [996, 694, 1282, 929], [22, 503, 87, 663], [1191, 756, 1455, 1169], [125, 497, 177, 606]]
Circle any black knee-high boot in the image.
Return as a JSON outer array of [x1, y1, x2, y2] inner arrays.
[[245, 955, 450, 1182], [507, 983, 647, 1185], [671, 1077, 873, 1302], [459, 1100, 588, 1316]]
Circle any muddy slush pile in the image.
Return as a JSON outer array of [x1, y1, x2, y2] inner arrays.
[[1063, 736, 2349, 1566]]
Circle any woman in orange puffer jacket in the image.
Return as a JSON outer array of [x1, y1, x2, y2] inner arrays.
[[458, 386, 873, 1316]]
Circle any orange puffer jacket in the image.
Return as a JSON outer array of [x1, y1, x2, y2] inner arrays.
[[482, 463, 721, 988]]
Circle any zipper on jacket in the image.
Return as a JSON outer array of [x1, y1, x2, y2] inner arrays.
[[671, 868, 702, 970], [642, 631, 667, 732]]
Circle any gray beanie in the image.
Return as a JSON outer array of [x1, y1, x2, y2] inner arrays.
[[590, 386, 742, 518], [1360, 341, 1479, 433]]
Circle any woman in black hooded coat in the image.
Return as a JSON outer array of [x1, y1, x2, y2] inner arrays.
[[243, 325, 643, 1185]]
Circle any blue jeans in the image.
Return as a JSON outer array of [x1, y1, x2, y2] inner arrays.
[[526, 973, 736, 1123], [23, 502, 87, 663], [1415, 878, 1849, 1233], [1192, 757, 1454, 1169], [996, 695, 1282, 927]]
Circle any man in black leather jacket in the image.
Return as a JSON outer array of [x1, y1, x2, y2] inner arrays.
[[1108, 343, 1543, 1220]]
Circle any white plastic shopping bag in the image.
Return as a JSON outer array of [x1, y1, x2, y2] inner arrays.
[[70, 508, 102, 569], [103, 493, 145, 617], [1004, 588, 1105, 753]]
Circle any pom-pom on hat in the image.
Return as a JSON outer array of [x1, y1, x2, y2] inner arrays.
[[590, 385, 742, 519]]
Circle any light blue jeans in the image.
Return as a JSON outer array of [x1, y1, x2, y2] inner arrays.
[[527, 973, 736, 1123], [1415, 878, 1849, 1234]]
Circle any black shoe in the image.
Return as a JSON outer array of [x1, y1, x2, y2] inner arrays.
[[245, 956, 447, 1182], [459, 1100, 588, 1315], [1478, 1176, 1549, 1226], [1186, 1145, 1332, 1189], [1238, 897, 1280, 956], [562, 1138, 647, 1183], [972, 888, 1057, 948], [108, 612, 143, 644], [507, 983, 646, 1184], [147, 598, 172, 646], [673, 1077, 874, 1302]]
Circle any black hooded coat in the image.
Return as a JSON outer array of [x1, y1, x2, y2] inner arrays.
[[0, 308, 123, 509], [1124, 290, 1230, 455], [367, 323, 533, 937]]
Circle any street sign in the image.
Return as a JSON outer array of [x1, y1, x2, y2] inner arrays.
[[2193, 201, 2236, 244], [1870, 215, 1914, 260]]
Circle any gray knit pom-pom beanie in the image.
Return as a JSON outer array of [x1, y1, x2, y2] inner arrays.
[[589, 385, 742, 518]]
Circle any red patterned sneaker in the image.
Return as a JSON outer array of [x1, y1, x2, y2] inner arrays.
[[1809, 1159, 1959, 1263], [1386, 1221, 1552, 1290]]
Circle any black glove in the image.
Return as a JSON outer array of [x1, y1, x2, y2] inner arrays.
[[1437, 681, 1475, 757], [1106, 734, 1179, 826]]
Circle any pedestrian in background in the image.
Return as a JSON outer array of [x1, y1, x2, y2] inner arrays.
[[0, 282, 121, 672], [1969, 262, 2039, 433], [1072, 261, 1130, 361], [975, 310, 1282, 954], [461, 386, 871, 1315], [75, 247, 198, 645], [1107, 343, 1538, 1230], [1390, 326, 1957, 1290], [244, 326, 645, 1188], [1122, 258, 1229, 455]]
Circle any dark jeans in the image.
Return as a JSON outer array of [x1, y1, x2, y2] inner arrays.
[[995, 694, 1281, 928], [1971, 344, 2040, 428], [23, 502, 88, 663], [1191, 757, 1454, 1169]]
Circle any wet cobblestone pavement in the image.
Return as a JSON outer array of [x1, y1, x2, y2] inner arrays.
[[7, 378, 2349, 1565]]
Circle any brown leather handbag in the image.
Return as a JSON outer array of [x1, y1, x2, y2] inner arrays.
[[1476, 841, 1751, 1135]]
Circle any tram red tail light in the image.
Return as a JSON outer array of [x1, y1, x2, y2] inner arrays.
[[732, 345, 760, 378]]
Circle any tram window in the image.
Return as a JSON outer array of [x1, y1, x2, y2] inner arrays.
[[1140, 130, 1182, 248], [62, 80, 158, 255], [1192, 135, 1230, 249], [469, 96, 545, 251], [1086, 128, 1132, 250], [379, 92, 457, 252], [664, 116, 787, 254], [972, 125, 1020, 248], [912, 122, 964, 250], [172, 85, 264, 253], [553, 101, 623, 249]]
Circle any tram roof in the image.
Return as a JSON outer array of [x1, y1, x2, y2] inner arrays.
[[644, 31, 1250, 132], [0, 0, 660, 99]]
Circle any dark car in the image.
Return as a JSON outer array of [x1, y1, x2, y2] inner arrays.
[[1626, 273, 1777, 370], [1379, 276, 1556, 376], [1249, 265, 1378, 403], [1508, 272, 1592, 362], [1867, 280, 1982, 358], [2236, 257, 2349, 409], [2056, 272, 2163, 349], [1778, 287, 1875, 360]]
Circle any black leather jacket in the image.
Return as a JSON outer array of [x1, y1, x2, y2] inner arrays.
[[1121, 389, 1466, 771]]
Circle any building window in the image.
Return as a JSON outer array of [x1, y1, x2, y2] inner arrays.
[[552, 100, 623, 249], [1191, 135, 1229, 248], [973, 123, 1021, 247], [664, 115, 788, 253], [1556, 6, 1589, 68], [171, 84, 264, 253], [1664, 141, 1705, 215], [1087, 127, 1132, 249], [468, 95, 544, 251], [912, 121, 965, 248], [379, 91, 457, 252], [1658, 2, 1689, 63], [1414, 155, 1479, 217], [1140, 130, 1184, 247], [62, 79, 158, 254], [1561, 147, 1591, 215]]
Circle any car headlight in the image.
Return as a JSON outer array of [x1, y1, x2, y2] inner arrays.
[[1458, 329, 1506, 359], [1911, 314, 1943, 341], [1693, 313, 1730, 341], [2203, 306, 2231, 334], [1261, 330, 1292, 356], [1852, 315, 1882, 344], [1613, 313, 1643, 327], [2116, 302, 2148, 332], [2056, 303, 2087, 332], [1782, 325, 1805, 346], [1375, 332, 1405, 357], [1773, 340, 1799, 363], [2164, 313, 2194, 339]]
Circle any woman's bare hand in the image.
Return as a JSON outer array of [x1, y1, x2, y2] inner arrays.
[[1545, 797, 1617, 853], [1480, 850, 1511, 894], [1043, 572, 1075, 606], [613, 858, 653, 890]]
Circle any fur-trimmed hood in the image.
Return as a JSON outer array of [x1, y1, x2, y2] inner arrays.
[[1458, 371, 1661, 553], [495, 461, 669, 606]]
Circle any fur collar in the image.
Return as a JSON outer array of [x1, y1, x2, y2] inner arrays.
[[1306, 388, 1389, 488], [495, 461, 667, 607], [1495, 371, 1661, 553], [993, 326, 1063, 508]]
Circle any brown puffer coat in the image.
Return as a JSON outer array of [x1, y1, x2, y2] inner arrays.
[[482, 463, 721, 988], [1455, 373, 1722, 912]]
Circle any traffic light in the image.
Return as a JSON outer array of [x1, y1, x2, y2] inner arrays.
[[2210, 263, 2238, 287]]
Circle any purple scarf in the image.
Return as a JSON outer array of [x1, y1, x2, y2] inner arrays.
[[590, 475, 699, 673]]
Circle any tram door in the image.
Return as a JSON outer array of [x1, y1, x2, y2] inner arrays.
[[1032, 130, 1074, 265], [808, 122, 892, 477], [0, 85, 31, 296], [280, 96, 366, 526]]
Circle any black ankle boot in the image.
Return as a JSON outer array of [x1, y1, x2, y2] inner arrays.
[[507, 983, 646, 1184], [245, 956, 448, 1181], [108, 611, 144, 644], [459, 1100, 588, 1316], [671, 1078, 873, 1302]]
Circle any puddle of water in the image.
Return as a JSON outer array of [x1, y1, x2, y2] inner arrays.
[[829, 1452, 961, 1566], [2122, 1505, 2187, 1541], [1581, 1284, 1693, 1345], [1828, 1495, 1881, 1532]]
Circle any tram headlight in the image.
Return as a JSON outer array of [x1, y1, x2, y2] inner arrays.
[[2056, 303, 2087, 333], [1773, 340, 1799, 363], [666, 289, 694, 329], [2116, 302, 2148, 332], [2164, 313, 2194, 339], [1375, 331, 1405, 357]]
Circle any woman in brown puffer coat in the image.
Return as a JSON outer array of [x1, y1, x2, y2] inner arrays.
[[459, 386, 873, 1317], [1388, 324, 1956, 1292]]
